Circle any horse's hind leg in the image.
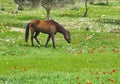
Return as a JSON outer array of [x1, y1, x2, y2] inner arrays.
[[51, 33, 56, 49], [45, 34, 51, 47], [31, 32, 34, 47], [34, 32, 40, 46]]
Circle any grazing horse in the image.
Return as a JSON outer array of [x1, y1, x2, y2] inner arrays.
[[25, 20, 71, 48]]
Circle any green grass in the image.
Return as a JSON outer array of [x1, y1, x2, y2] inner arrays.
[[0, 0, 120, 84], [0, 27, 120, 83]]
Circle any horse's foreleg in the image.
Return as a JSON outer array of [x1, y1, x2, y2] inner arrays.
[[45, 34, 51, 47], [34, 32, 40, 46], [51, 34, 56, 49]]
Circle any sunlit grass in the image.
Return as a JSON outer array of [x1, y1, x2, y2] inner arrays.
[[0, 26, 120, 83], [0, 1, 120, 84]]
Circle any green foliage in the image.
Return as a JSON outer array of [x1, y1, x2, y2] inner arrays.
[[0, 7, 5, 11]]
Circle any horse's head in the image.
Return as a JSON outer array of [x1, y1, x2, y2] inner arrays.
[[64, 30, 71, 43]]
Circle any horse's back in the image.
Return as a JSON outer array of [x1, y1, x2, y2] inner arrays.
[[29, 20, 58, 33], [30, 20, 59, 27]]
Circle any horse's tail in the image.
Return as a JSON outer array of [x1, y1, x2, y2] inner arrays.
[[25, 23, 30, 42]]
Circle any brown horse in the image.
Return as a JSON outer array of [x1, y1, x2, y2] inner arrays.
[[25, 20, 71, 48]]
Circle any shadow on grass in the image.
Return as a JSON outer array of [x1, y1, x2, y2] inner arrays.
[[19, 44, 41, 48], [19, 44, 54, 48], [90, 3, 108, 6], [19, 43, 66, 49], [58, 13, 83, 18]]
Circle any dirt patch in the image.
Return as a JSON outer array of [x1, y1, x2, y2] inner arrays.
[[10, 27, 25, 33]]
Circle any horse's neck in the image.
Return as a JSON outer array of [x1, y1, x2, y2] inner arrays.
[[58, 27, 66, 36]]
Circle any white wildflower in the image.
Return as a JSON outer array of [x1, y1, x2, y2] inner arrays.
[[6, 39, 10, 42]]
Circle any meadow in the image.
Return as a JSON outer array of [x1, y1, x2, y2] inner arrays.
[[0, 0, 120, 84]]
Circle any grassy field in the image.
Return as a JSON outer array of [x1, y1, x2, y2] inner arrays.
[[0, 0, 120, 84]]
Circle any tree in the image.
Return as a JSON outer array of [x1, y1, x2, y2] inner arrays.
[[35, 0, 75, 20], [14, 0, 75, 20], [14, 0, 25, 11], [106, 0, 108, 5], [83, 0, 89, 17], [40, 0, 58, 20]]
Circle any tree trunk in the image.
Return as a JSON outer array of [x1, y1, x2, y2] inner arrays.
[[83, 0, 88, 17], [16, 4, 19, 11], [106, 0, 108, 5], [46, 8, 51, 20], [43, 6, 51, 20]]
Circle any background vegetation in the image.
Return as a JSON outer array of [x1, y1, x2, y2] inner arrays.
[[0, 0, 120, 84]]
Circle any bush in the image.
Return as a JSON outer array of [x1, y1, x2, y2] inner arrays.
[[0, 7, 5, 11]]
